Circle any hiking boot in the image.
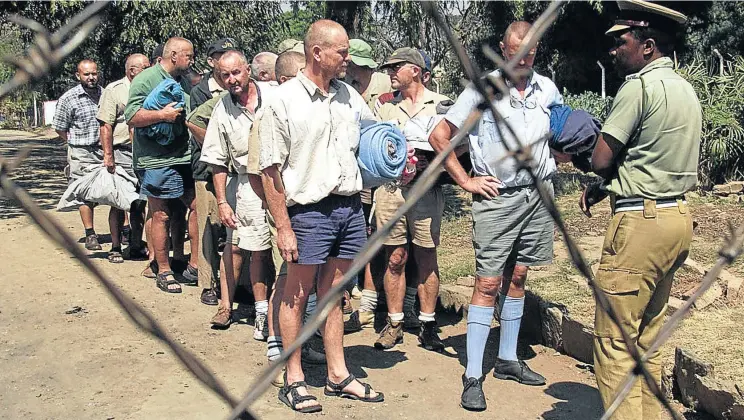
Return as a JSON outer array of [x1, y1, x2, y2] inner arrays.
[[85, 234, 102, 251], [493, 358, 546, 386], [200, 288, 218, 306], [271, 365, 286, 388], [211, 307, 232, 328], [418, 321, 445, 351], [253, 313, 268, 341], [460, 375, 487, 411], [342, 290, 353, 315], [344, 310, 374, 333], [302, 343, 327, 365], [374, 318, 403, 350], [403, 307, 421, 330]]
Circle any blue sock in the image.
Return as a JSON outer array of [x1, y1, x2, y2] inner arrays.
[[498, 294, 524, 361], [465, 304, 494, 379]]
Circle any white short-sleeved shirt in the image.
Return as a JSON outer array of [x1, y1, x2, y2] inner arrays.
[[257, 71, 377, 206], [445, 70, 562, 187], [200, 81, 274, 174]]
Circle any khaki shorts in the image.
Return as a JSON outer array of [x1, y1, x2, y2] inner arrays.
[[375, 185, 444, 248], [267, 211, 288, 279], [225, 174, 271, 251]]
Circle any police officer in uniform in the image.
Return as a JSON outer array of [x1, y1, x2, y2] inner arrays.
[[582, 1, 702, 418]]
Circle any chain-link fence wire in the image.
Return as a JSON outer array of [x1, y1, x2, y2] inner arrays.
[[2, 1, 744, 420]]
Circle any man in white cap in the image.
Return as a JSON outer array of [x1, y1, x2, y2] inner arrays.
[[585, 2, 701, 419]]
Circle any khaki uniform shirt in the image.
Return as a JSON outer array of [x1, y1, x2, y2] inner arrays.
[[364, 72, 392, 110], [257, 71, 377, 206], [97, 77, 131, 146], [602, 57, 702, 199], [375, 87, 450, 127], [200, 83, 274, 174]]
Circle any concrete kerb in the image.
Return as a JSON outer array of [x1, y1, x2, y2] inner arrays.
[[437, 283, 744, 420]]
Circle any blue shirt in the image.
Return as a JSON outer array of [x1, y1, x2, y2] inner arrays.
[[445, 70, 562, 187]]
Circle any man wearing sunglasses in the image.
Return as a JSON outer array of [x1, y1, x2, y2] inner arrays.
[[429, 21, 562, 411]]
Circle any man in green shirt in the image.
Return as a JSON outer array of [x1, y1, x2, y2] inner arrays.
[[583, 1, 702, 418], [125, 36, 197, 294]]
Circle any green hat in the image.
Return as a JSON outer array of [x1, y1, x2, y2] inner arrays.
[[349, 39, 378, 69], [277, 39, 305, 54], [380, 47, 426, 70], [606, 0, 687, 35]]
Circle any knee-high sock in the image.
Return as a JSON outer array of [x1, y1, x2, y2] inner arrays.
[[498, 294, 524, 361], [465, 304, 494, 379]]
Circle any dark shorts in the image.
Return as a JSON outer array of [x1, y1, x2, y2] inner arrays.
[[137, 165, 194, 200], [288, 194, 366, 265]]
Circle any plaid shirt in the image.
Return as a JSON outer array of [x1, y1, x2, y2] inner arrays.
[[53, 84, 102, 146]]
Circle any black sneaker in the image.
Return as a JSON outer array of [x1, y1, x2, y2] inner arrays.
[[181, 265, 198, 286], [460, 374, 486, 411], [200, 288, 218, 306], [418, 321, 445, 351], [492, 358, 546, 386]]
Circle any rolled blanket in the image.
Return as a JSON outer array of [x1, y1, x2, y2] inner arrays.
[[142, 78, 186, 146], [549, 105, 601, 173], [357, 122, 407, 189]]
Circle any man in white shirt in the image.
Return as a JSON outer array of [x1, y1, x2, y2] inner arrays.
[[258, 19, 383, 413], [429, 21, 562, 411]]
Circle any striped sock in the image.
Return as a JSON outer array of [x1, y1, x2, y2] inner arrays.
[[266, 335, 282, 360]]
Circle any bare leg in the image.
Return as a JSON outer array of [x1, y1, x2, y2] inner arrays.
[[109, 207, 124, 250], [383, 245, 408, 314], [218, 244, 244, 311], [250, 250, 271, 302], [79, 203, 95, 230], [413, 246, 439, 314], [181, 190, 199, 269], [280, 262, 319, 411]]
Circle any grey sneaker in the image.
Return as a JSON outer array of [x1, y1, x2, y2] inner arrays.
[[253, 313, 268, 341]]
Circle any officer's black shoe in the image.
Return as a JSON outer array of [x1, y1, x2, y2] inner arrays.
[[492, 358, 546, 386], [460, 374, 486, 411]]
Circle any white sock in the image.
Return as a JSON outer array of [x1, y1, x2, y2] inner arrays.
[[359, 290, 378, 313], [389, 312, 404, 323], [418, 312, 435, 323], [267, 335, 282, 360], [255, 300, 268, 316]]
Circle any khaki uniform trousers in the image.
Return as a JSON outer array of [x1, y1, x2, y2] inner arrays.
[[195, 180, 222, 289], [594, 199, 692, 420]]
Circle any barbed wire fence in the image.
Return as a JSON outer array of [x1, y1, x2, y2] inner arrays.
[[1, 1, 743, 420]]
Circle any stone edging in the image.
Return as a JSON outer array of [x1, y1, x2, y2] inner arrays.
[[438, 284, 744, 419]]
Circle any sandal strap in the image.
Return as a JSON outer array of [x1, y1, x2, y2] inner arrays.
[[285, 381, 308, 391], [363, 382, 371, 399], [327, 374, 356, 391]]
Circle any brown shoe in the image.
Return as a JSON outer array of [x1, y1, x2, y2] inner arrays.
[[211, 307, 232, 328], [374, 318, 403, 350], [85, 234, 102, 251]]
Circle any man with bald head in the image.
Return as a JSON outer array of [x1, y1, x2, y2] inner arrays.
[[274, 51, 305, 84], [54, 59, 105, 251], [125, 37, 198, 294], [97, 53, 150, 263], [200, 50, 274, 337], [258, 19, 383, 413], [251, 52, 278, 82], [429, 21, 561, 410]]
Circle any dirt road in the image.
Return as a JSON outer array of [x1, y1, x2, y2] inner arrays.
[[0, 131, 699, 419]]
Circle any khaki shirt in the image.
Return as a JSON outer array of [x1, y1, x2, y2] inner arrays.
[[200, 82, 274, 175], [257, 71, 377, 206], [374, 87, 450, 127], [97, 77, 131, 145], [186, 92, 227, 130], [602, 57, 702, 199], [364, 72, 392, 110]]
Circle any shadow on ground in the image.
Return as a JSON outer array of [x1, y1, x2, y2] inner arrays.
[[0, 135, 67, 220]]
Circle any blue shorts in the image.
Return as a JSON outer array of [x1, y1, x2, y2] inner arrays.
[[137, 165, 194, 199], [288, 194, 366, 265]]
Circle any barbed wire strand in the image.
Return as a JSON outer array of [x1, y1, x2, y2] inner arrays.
[[224, 110, 483, 420], [0, 3, 256, 419], [602, 221, 744, 419], [422, 1, 687, 419]]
